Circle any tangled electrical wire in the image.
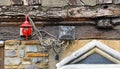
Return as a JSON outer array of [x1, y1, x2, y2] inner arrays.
[[28, 15, 65, 60]]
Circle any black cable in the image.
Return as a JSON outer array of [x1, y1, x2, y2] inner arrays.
[[79, 0, 85, 5], [66, 0, 85, 6]]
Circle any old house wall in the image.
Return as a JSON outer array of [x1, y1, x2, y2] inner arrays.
[[0, 16, 120, 69], [0, 1, 120, 69], [0, 25, 120, 40]]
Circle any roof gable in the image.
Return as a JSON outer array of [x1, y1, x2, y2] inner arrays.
[[75, 52, 114, 64], [56, 40, 120, 69], [71, 48, 120, 64]]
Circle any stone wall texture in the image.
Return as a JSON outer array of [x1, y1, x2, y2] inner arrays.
[[4, 40, 48, 69]]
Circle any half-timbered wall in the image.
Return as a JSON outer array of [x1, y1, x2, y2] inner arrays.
[[0, 0, 120, 69]]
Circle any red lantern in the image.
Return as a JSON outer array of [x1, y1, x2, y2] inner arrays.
[[20, 14, 32, 40]]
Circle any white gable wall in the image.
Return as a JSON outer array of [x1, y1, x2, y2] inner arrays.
[[56, 40, 120, 69], [59, 64, 120, 69]]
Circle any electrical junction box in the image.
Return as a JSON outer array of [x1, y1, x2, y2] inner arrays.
[[59, 26, 75, 40]]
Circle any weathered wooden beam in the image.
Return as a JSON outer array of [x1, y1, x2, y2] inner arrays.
[[0, 21, 95, 27], [0, 4, 120, 18], [0, 25, 120, 40], [0, 16, 91, 22]]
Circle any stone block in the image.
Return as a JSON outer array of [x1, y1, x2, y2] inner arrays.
[[5, 58, 21, 65], [45, 59, 49, 63], [23, 57, 31, 61], [22, 61, 31, 65], [5, 40, 20, 45], [32, 58, 43, 64], [18, 65, 26, 69], [5, 45, 18, 50], [14, 45, 18, 50], [27, 53, 48, 57], [38, 62, 48, 69], [26, 45, 38, 53], [26, 64, 38, 69], [19, 50, 25, 58], [5, 45, 14, 50], [5, 50, 17, 57], [20, 46, 25, 49], [5, 66, 18, 69]]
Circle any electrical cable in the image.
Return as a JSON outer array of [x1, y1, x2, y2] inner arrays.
[[28, 16, 43, 42], [28, 15, 66, 61], [79, 0, 85, 5], [65, 0, 85, 6], [28, 15, 48, 68], [39, 30, 57, 39]]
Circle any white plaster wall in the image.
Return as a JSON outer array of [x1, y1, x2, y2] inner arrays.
[[0, 0, 11, 5], [42, 0, 67, 7], [82, 0, 96, 6], [59, 64, 120, 69], [41, 0, 97, 7]]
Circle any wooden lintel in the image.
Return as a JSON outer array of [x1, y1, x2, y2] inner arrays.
[[0, 15, 120, 27], [0, 16, 91, 22]]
